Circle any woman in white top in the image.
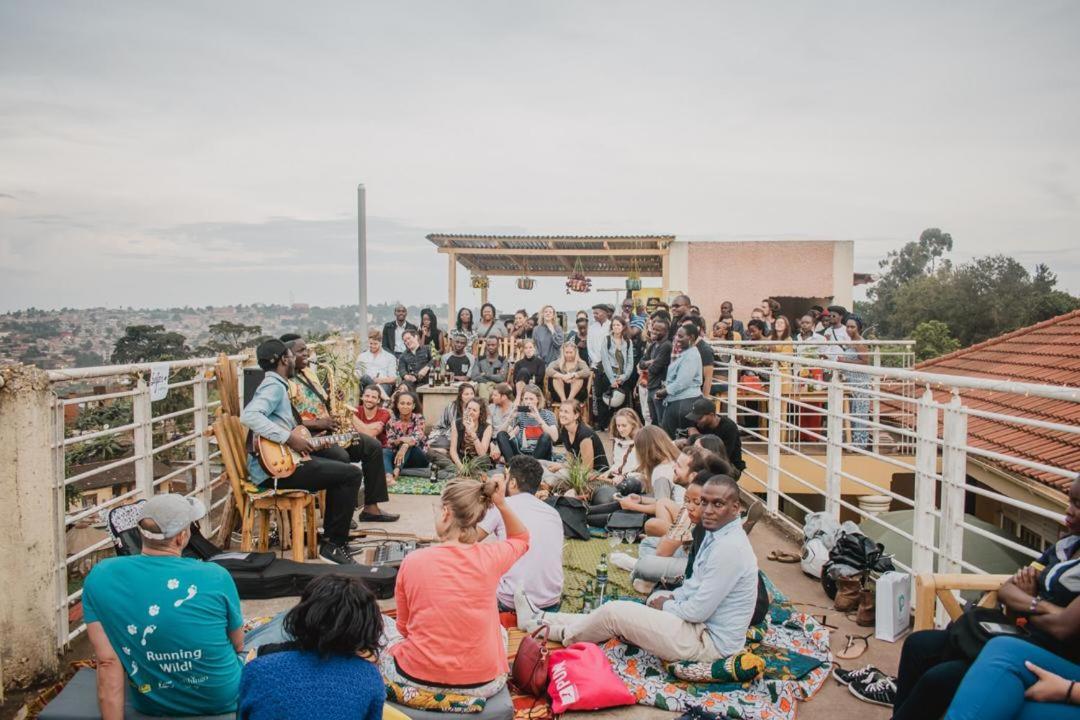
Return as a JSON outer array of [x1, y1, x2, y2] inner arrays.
[[606, 408, 642, 483], [617, 426, 682, 515]]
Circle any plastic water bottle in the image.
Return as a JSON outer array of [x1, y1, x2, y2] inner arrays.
[[596, 554, 609, 606]]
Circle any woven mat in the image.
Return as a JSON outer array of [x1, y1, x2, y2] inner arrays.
[[560, 536, 637, 612], [387, 475, 446, 495]]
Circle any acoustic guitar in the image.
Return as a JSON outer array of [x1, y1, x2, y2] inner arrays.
[[255, 426, 363, 479]]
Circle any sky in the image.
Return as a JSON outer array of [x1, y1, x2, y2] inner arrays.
[[1, 1, 1078, 315]]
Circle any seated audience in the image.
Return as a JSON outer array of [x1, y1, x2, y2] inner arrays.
[[550, 399, 609, 472], [449, 398, 492, 470], [382, 390, 429, 479], [383, 304, 417, 356], [469, 336, 510, 399], [545, 342, 591, 403], [352, 385, 390, 447], [682, 396, 746, 478], [355, 327, 398, 400], [531, 305, 564, 365], [239, 575, 384, 720], [512, 339, 548, 397], [475, 302, 507, 339], [878, 475, 1079, 717], [944, 637, 1079, 720], [486, 382, 516, 446], [84, 495, 243, 717], [396, 329, 432, 392], [441, 332, 475, 382], [381, 476, 529, 698], [479, 456, 564, 612], [428, 383, 476, 453], [719, 300, 744, 337], [618, 427, 700, 535], [241, 339, 359, 563], [509, 309, 531, 342], [658, 324, 703, 439], [494, 384, 557, 462], [607, 408, 642, 483], [517, 474, 758, 662]]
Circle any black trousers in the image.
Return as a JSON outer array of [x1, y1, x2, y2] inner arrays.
[[892, 629, 971, 720], [592, 371, 615, 429], [494, 431, 553, 462], [313, 433, 390, 505], [660, 395, 700, 439], [273, 456, 361, 546]]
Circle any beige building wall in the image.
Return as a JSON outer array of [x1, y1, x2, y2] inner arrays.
[[674, 240, 854, 324]]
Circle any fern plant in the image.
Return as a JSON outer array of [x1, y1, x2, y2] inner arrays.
[[456, 455, 493, 481], [551, 453, 602, 501]]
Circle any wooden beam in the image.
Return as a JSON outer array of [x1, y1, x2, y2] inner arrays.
[[661, 251, 671, 298], [435, 247, 666, 257], [447, 252, 457, 319], [551, 240, 574, 272], [452, 269, 663, 278]]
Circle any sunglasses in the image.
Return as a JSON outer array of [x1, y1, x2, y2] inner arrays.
[[687, 498, 733, 510]]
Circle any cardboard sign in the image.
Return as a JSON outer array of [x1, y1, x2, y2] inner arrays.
[[149, 362, 171, 402]]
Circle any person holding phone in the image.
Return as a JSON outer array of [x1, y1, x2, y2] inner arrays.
[[493, 384, 557, 462]]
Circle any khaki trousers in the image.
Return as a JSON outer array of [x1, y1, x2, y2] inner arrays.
[[546, 600, 719, 663]]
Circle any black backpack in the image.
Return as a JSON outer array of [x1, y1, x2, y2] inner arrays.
[[545, 495, 591, 540]]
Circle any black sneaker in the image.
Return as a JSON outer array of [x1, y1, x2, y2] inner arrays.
[[848, 674, 897, 707], [832, 664, 884, 687], [319, 542, 358, 565]]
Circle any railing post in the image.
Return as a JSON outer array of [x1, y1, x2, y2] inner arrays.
[[726, 356, 738, 423], [912, 388, 939, 582], [871, 347, 881, 454], [132, 377, 155, 499], [52, 395, 70, 651], [766, 362, 781, 514], [825, 374, 843, 518], [193, 372, 211, 532], [938, 393, 968, 575]]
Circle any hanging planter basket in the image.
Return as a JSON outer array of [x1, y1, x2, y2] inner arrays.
[[516, 277, 535, 290], [625, 277, 642, 291], [566, 258, 593, 293], [470, 274, 490, 290]]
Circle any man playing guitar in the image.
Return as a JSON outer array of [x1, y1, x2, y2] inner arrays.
[[240, 339, 361, 564], [280, 334, 398, 523]]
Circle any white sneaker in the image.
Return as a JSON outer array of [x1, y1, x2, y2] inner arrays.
[[609, 552, 637, 572], [513, 585, 544, 633]]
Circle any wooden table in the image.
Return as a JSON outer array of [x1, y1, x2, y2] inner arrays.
[[416, 384, 460, 425]]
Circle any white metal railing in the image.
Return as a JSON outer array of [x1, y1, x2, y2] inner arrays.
[[708, 342, 1076, 623], [47, 354, 245, 648]]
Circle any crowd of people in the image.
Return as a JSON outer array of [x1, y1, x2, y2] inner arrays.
[[75, 295, 1078, 719]]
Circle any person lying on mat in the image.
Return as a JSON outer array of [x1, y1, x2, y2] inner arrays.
[[84, 495, 243, 719], [239, 574, 384, 720], [380, 475, 529, 699], [478, 456, 564, 613], [516, 474, 758, 662]]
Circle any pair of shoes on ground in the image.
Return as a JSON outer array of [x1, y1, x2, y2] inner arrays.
[[833, 664, 896, 707]]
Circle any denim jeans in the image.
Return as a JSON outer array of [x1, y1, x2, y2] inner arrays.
[[382, 446, 429, 475]]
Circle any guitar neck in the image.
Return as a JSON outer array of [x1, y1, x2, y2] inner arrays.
[[310, 431, 359, 448]]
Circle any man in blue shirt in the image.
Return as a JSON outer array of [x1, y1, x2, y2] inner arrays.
[[240, 339, 361, 564], [84, 494, 244, 718], [515, 474, 758, 662]]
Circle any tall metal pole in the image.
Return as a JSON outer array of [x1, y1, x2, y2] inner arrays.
[[357, 184, 368, 340]]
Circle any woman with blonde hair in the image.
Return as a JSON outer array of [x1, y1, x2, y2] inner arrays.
[[380, 475, 529, 699], [616, 426, 682, 522], [606, 408, 642, 482], [545, 342, 591, 403], [531, 304, 564, 365]]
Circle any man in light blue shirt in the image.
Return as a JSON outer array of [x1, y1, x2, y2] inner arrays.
[[516, 474, 758, 661]]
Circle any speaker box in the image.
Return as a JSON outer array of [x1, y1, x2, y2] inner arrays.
[[243, 367, 266, 408]]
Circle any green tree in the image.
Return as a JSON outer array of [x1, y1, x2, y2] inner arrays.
[[202, 320, 264, 353], [864, 228, 953, 337], [111, 325, 190, 363], [912, 320, 961, 361]]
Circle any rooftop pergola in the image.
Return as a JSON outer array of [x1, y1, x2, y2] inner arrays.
[[426, 233, 676, 312]]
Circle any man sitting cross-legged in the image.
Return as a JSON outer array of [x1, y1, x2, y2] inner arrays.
[[516, 474, 758, 662], [281, 335, 397, 523], [84, 495, 243, 719], [240, 339, 361, 564], [478, 456, 564, 613]]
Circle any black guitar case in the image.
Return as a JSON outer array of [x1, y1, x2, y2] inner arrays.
[[106, 502, 397, 600]]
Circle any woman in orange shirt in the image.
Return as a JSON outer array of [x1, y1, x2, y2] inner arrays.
[[380, 475, 529, 698]]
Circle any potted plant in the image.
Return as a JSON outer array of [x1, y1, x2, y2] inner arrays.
[[516, 276, 535, 290], [625, 276, 642, 292], [550, 453, 602, 502], [470, 274, 490, 290], [455, 455, 493, 481]]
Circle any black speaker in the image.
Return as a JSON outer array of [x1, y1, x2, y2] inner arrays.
[[243, 367, 266, 408]]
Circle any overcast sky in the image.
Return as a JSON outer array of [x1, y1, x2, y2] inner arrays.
[[2, 1, 1078, 315]]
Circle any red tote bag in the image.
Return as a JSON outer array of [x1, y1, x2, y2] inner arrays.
[[547, 642, 635, 713]]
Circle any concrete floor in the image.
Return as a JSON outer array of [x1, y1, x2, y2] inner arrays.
[[242, 493, 900, 720]]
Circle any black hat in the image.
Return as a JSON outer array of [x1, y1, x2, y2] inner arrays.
[[256, 338, 289, 365], [684, 397, 716, 424]]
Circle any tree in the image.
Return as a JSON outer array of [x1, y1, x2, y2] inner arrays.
[[111, 325, 190, 363], [863, 228, 953, 337], [201, 320, 264, 353], [912, 320, 961, 361]]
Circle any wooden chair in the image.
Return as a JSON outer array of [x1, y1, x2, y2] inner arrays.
[[215, 353, 241, 417], [913, 573, 1012, 631], [212, 414, 318, 562]]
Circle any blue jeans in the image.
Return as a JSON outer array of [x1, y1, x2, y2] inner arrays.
[[382, 446, 428, 475], [945, 636, 1079, 720]]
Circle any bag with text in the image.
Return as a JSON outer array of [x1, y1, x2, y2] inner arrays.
[[547, 642, 635, 714]]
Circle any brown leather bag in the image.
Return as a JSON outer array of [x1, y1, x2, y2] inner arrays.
[[511, 626, 550, 697]]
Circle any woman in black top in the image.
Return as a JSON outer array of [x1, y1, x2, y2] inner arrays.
[[512, 339, 548, 397], [418, 308, 445, 354], [449, 398, 492, 470], [552, 399, 609, 472]]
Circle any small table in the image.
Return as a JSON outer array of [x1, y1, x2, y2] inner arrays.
[[416, 383, 460, 425]]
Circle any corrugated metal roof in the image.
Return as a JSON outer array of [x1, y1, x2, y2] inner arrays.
[[427, 234, 674, 276], [913, 310, 1080, 491]]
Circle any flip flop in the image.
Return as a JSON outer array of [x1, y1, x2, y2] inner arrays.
[[767, 550, 802, 563], [834, 632, 873, 660]]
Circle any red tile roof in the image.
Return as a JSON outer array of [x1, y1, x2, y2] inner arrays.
[[913, 310, 1080, 492]]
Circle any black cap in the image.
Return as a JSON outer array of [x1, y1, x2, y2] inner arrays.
[[684, 397, 716, 424], [256, 338, 289, 365]]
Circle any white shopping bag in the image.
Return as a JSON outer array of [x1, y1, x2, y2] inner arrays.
[[875, 571, 911, 642]]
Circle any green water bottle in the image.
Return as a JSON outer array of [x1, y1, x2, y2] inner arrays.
[[596, 553, 609, 606]]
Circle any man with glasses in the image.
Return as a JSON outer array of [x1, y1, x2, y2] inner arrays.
[[668, 295, 692, 341], [515, 474, 758, 663]]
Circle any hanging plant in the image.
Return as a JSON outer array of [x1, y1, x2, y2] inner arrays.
[[625, 258, 642, 291], [565, 258, 592, 294], [516, 277, 535, 290], [470, 274, 489, 290]]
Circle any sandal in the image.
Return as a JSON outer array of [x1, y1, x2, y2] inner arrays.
[[767, 550, 802, 563], [834, 632, 873, 660], [810, 613, 839, 630]]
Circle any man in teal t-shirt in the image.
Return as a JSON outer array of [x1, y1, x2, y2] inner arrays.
[[83, 495, 243, 717]]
